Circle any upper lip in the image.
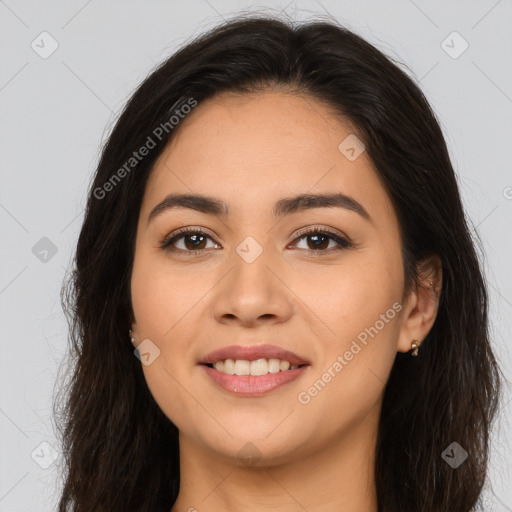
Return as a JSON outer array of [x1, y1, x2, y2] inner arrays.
[[200, 344, 310, 366]]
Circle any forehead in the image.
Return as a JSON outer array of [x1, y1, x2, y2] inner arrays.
[[164, 90, 351, 163], [142, 90, 395, 227]]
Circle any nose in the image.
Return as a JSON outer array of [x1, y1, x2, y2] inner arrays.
[[210, 245, 294, 328]]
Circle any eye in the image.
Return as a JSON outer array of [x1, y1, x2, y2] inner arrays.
[[290, 226, 353, 255], [159, 227, 219, 254], [158, 226, 353, 255]]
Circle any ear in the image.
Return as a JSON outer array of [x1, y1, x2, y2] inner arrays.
[[397, 254, 442, 353]]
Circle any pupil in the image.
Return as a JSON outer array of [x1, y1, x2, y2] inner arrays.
[[187, 234, 204, 249], [309, 234, 328, 250]]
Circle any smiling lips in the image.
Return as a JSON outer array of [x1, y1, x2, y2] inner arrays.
[[199, 344, 311, 396]]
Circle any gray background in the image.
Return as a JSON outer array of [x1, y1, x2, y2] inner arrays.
[[1, 0, 511, 510]]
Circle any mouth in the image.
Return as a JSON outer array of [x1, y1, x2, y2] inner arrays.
[[201, 359, 309, 375], [198, 344, 311, 396]]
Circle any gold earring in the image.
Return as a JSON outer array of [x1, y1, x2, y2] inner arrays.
[[411, 339, 421, 356]]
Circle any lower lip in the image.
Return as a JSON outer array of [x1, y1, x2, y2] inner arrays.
[[200, 364, 309, 396]]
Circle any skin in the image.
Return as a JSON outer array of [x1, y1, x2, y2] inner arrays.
[[129, 89, 442, 512]]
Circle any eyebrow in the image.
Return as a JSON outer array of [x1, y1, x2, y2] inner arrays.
[[147, 192, 371, 225]]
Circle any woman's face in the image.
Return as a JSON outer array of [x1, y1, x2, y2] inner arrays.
[[130, 90, 415, 465]]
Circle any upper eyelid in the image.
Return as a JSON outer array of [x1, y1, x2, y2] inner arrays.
[[163, 225, 350, 248], [293, 225, 349, 240]]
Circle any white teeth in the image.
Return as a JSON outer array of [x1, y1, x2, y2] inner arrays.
[[268, 358, 280, 373], [223, 359, 235, 374], [279, 360, 290, 371], [212, 358, 304, 375], [250, 359, 268, 376], [234, 359, 250, 376]]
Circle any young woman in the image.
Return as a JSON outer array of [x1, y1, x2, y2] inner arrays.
[[55, 14, 503, 512]]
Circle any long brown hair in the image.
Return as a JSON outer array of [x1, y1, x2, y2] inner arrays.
[[54, 14, 503, 511]]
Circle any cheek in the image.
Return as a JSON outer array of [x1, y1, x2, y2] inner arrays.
[[296, 289, 401, 438], [131, 248, 200, 336], [302, 248, 402, 337], [131, 261, 202, 430], [130, 250, 209, 406], [300, 244, 403, 394]]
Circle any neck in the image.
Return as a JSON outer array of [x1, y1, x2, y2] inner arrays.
[[170, 406, 380, 512]]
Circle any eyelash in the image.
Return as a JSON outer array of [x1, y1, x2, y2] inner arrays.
[[158, 226, 354, 257]]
